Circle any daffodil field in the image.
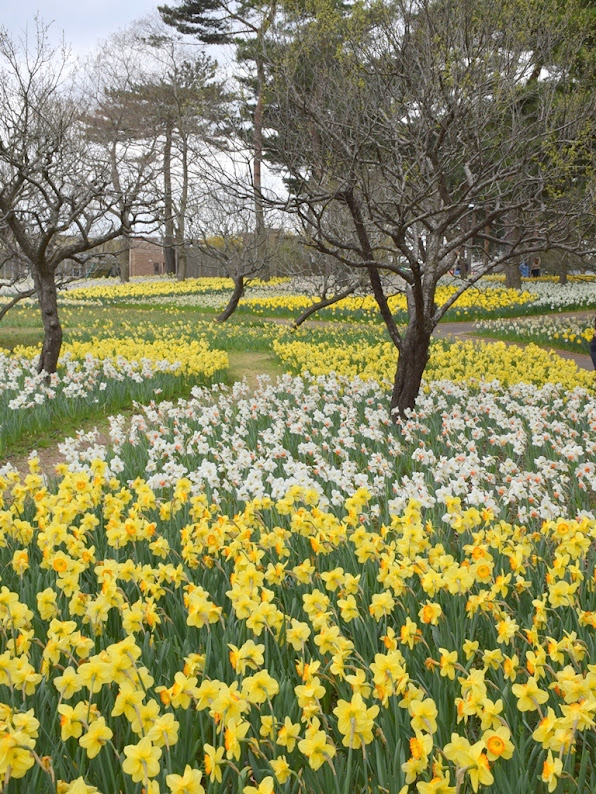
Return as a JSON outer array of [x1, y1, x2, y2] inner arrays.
[[3, 274, 590, 319], [62, 278, 290, 306], [1, 292, 594, 456], [0, 276, 595, 794], [272, 338, 594, 390], [1, 375, 596, 794], [232, 287, 539, 323]]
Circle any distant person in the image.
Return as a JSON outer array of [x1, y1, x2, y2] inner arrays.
[[591, 316, 596, 370], [530, 257, 541, 278], [520, 261, 530, 278]]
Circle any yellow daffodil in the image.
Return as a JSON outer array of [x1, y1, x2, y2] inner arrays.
[[297, 719, 336, 770], [203, 744, 225, 783], [540, 750, 563, 792], [122, 737, 162, 782], [243, 776, 275, 794], [166, 764, 206, 794], [270, 755, 291, 784], [333, 693, 379, 748], [78, 717, 113, 759]]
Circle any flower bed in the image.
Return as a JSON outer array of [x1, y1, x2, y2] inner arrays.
[[272, 338, 594, 390], [0, 340, 228, 454], [1, 375, 592, 792]]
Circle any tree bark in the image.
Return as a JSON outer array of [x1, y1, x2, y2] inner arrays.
[[34, 267, 63, 374], [558, 254, 568, 284], [176, 128, 189, 281], [163, 120, 177, 275], [504, 262, 522, 289], [215, 276, 244, 322], [504, 210, 522, 288], [483, 223, 490, 266], [390, 323, 432, 419], [177, 245, 188, 281], [109, 142, 131, 284]]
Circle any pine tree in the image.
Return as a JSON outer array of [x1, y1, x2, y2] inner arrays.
[[159, 0, 279, 267]]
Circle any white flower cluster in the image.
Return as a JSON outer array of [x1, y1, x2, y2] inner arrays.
[[58, 374, 595, 526], [0, 351, 183, 413], [475, 314, 592, 343], [150, 280, 317, 307], [521, 281, 596, 311]]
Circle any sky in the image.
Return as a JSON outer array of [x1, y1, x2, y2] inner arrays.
[[3, 1, 162, 54], [2, 1, 278, 196]]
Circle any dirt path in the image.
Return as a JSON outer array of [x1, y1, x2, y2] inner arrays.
[[227, 351, 283, 389], [5, 422, 112, 478]]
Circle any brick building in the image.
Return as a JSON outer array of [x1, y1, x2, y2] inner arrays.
[[129, 238, 165, 277]]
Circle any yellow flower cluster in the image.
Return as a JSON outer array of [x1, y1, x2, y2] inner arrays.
[[483, 274, 596, 283], [11, 337, 228, 378], [273, 339, 397, 379], [273, 338, 594, 390], [0, 468, 594, 793], [243, 286, 535, 320], [428, 340, 593, 390], [66, 277, 287, 303]]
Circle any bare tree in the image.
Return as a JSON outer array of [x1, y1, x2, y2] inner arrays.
[[288, 266, 363, 328], [0, 233, 37, 320], [118, 18, 231, 280], [85, 29, 164, 282], [286, 202, 376, 327], [187, 186, 288, 320], [263, 0, 596, 415], [0, 20, 155, 373]]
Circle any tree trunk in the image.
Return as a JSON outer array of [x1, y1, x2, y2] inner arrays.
[[177, 129, 189, 281], [504, 263, 522, 289], [559, 254, 568, 285], [177, 245, 187, 281], [504, 210, 521, 288], [215, 276, 244, 322], [254, 56, 268, 280], [163, 121, 177, 275], [390, 324, 432, 419], [35, 267, 63, 375], [110, 142, 131, 284], [119, 234, 131, 282], [483, 223, 490, 266]]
